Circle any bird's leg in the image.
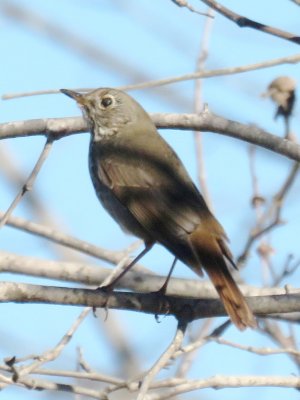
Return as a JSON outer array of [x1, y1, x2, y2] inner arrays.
[[156, 257, 177, 295], [95, 242, 154, 318], [99, 242, 154, 293], [284, 115, 291, 139], [153, 257, 177, 321]]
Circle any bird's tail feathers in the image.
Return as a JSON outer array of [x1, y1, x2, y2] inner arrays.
[[190, 228, 256, 330]]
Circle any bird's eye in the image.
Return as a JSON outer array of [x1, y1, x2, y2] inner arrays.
[[101, 96, 113, 108]]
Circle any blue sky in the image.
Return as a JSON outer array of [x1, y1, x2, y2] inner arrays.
[[1, 1, 300, 399]]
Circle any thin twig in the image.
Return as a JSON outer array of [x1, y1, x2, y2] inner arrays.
[[14, 308, 91, 378], [171, 0, 213, 16], [0, 363, 123, 384], [175, 319, 212, 377], [1, 212, 142, 265], [137, 319, 187, 400], [40, 368, 123, 385], [211, 336, 300, 357], [237, 162, 299, 265], [3, 53, 300, 100], [0, 144, 58, 225], [0, 373, 104, 399], [173, 320, 230, 362], [199, 0, 300, 45], [249, 145, 265, 218], [273, 255, 300, 286], [2, 250, 300, 297], [248, 145, 273, 283], [193, 7, 214, 208], [77, 347, 92, 373], [147, 375, 300, 399], [261, 320, 300, 368], [0, 137, 54, 229], [0, 144, 88, 262]]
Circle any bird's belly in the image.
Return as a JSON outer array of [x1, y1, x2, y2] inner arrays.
[[90, 171, 152, 242]]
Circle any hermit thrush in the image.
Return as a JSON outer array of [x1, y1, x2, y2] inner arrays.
[[61, 87, 256, 330]]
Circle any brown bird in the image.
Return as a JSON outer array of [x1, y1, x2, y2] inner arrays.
[[262, 76, 296, 138], [61, 87, 256, 330]]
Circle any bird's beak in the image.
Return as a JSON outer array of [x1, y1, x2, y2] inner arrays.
[[60, 89, 86, 105]]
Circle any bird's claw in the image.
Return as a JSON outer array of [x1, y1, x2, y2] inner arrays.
[[150, 288, 170, 322], [94, 285, 115, 320]]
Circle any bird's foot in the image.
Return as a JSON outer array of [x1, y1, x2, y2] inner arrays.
[[150, 286, 171, 322], [93, 284, 115, 319]]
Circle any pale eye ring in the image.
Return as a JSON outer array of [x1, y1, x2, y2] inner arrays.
[[101, 96, 113, 108]]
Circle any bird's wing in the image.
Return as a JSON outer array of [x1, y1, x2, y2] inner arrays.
[[99, 149, 199, 234], [95, 140, 220, 267]]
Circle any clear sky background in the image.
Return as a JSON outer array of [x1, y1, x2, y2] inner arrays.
[[1, 1, 300, 399]]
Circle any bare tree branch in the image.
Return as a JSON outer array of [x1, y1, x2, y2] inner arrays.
[[1, 113, 300, 162], [171, 0, 212, 16], [199, 0, 300, 44], [1, 213, 136, 265], [137, 320, 187, 400], [0, 373, 103, 399], [3, 52, 300, 100], [260, 320, 300, 368], [1, 282, 300, 321], [193, 7, 215, 207], [0, 137, 54, 228], [238, 161, 299, 265], [148, 375, 300, 399], [0, 364, 122, 385], [7, 308, 90, 381], [2, 250, 300, 298]]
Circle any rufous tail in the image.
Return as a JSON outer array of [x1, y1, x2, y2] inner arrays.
[[190, 228, 256, 330], [203, 261, 256, 330]]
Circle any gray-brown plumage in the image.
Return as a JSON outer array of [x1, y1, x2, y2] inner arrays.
[[61, 87, 256, 330], [262, 76, 296, 138]]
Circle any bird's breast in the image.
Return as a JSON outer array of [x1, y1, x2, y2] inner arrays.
[[88, 140, 153, 242]]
